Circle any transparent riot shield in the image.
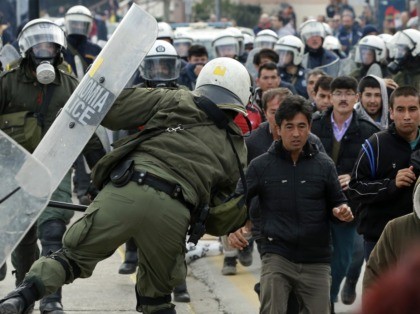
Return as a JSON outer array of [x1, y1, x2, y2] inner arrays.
[[338, 56, 358, 76], [0, 44, 21, 70], [245, 47, 261, 81], [33, 4, 158, 194], [315, 57, 341, 77], [0, 4, 157, 263], [0, 131, 51, 266]]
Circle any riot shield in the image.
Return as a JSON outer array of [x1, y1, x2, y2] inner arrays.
[[245, 47, 261, 81], [0, 131, 51, 266], [33, 4, 157, 193], [0, 4, 157, 263], [337, 56, 357, 76], [0, 44, 21, 70], [315, 57, 341, 77]]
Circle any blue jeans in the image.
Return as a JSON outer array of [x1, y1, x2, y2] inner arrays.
[[364, 240, 377, 261], [346, 232, 364, 282], [330, 222, 356, 301]]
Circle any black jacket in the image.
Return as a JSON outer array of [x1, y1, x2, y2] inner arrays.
[[311, 108, 380, 176], [245, 140, 347, 263], [311, 108, 380, 213], [348, 124, 420, 241]]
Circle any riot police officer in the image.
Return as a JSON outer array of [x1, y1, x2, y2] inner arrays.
[[388, 29, 420, 89], [0, 57, 250, 314], [274, 35, 308, 98], [63, 5, 104, 206], [299, 20, 339, 75], [120, 40, 192, 303], [0, 18, 78, 314]]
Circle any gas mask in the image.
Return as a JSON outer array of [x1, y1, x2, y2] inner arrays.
[[29, 43, 59, 85], [388, 44, 411, 74]]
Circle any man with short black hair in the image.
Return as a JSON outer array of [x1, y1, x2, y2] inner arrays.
[[312, 75, 333, 112], [230, 95, 353, 313], [254, 62, 296, 110], [178, 44, 208, 90], [349, 86, 420, 260]]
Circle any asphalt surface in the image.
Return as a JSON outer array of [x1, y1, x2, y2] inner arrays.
[[0, 228, 363, 313]]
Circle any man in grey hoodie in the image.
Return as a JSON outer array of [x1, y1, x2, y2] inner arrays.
[[354, 75, 390, 130]]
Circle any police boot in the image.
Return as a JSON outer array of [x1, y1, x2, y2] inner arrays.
[[119, 239, 138, 275], [39, 289, 64, 314], [0, 281, 40, 314], [38, 220, 66, 314], [151, 306, 176, 314], [173, 280, 190, 303]]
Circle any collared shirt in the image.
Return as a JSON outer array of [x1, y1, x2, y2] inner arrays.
[[331, 113, 353, 142]]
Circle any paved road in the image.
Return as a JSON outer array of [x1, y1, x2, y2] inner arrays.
[[0, 229, 363, 314]]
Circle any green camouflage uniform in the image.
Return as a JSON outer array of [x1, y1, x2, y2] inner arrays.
[[25, 87, 247, 313]]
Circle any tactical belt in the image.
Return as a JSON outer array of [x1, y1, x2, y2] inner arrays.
[[130, 170, 192, 210]]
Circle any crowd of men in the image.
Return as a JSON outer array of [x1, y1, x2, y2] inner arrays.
[[1, 1, 420, 314]]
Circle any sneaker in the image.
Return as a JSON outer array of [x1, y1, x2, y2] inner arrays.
[[341, 278, 357, 305], [237, 244, 253, 267], [221, 256, 237, 276]]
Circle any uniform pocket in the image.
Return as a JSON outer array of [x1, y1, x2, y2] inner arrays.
[[63, 206, 100, 249]]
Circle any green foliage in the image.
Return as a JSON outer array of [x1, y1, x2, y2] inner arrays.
[[192, 0, 261, 28]]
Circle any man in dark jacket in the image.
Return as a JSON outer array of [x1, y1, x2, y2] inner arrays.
[[349, 85, 420, 260], [310, 76, 380, 310], [178, 45, 208, 91], [230, 95, 353, 314]]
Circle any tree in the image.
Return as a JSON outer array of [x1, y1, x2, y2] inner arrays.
[[192, 0, 261, 27]]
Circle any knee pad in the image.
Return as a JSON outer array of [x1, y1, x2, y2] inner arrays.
[[47, 250, 81, 283]]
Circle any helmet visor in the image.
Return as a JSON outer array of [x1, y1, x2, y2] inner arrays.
[[173, 41, 192, 58], [393, 44, 410, 60], [359, 46, 376, 65], [66, 20, 91, 36], [277, 50, 293, 67], [140, 56, 181, 81], [215, 44, 238, 58], [32, 42, 59, 58]]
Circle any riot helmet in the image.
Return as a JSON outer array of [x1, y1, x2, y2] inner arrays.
[[323, 35, 341, 51], [354, 35, 386, 66], [173, 32, 193, 59], [227, 27, 245, 56], [254, 29, 278, 49], [299, 19, 326, 43], [139, 40, 181, 87], [157, 22, 174, 43], [388, 29, 420, 74], [65, 5, 93, 37], [212, 31, 239, 58], [195, 57, 252, 115], [18, 18, 67, 84], [274, 35, 304, 67], [243, 33, 254, 52]]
